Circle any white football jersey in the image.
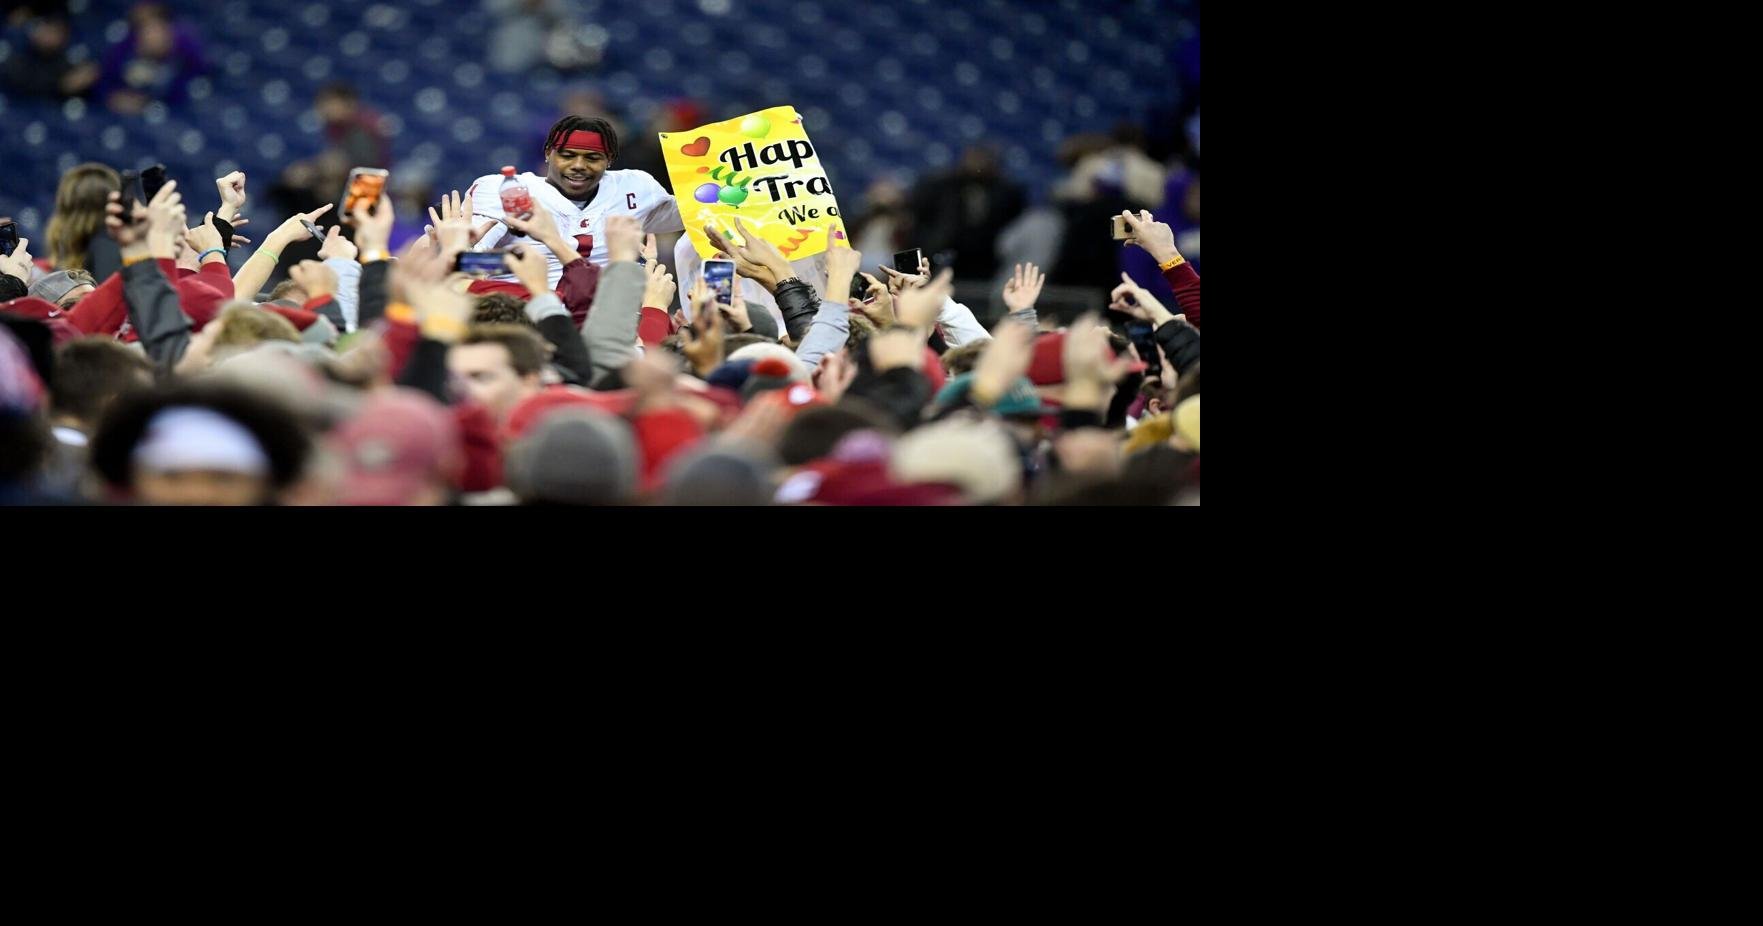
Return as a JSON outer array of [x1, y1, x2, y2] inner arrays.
[[467, 168, 685, 289]]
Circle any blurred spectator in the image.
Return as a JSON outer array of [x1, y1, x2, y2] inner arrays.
[[45, 163, 122, 279], [0, 324, 68, 505], [995, 206, 1064, 303], [270, 82, 392, 286], [1120, 133, 1200, 301], [910, 145, 1024, 280], [96, 2, 208, 114], [850, 177, 913, 262], [1050, 124, 1166, 292], [2, 1, 1201, 508], [617, 98, 707, 196], [1054, 123, 1167, 210], [385, 168, 439, 254], [329, 388, 463, 506], [40, 336, 153, 494], [504, 408, 637, 506], [486, 0, 604, 74], [89, 382, 312, 506], [316, 82, 393, 172], [275, 82, 391, 208], [2, 10, 99, 100], [5, 0, 70, 27]]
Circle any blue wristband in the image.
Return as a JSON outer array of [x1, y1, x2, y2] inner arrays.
[[197, 248, 227, 262]]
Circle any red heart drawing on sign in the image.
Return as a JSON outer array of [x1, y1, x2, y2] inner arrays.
[[680, 136, 711, 157]]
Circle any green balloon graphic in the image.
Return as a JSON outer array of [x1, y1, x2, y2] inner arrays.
[[740, 114, 772, 138], [719, 185, 749, 206]]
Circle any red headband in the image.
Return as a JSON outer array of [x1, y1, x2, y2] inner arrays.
[[552, 130, 607, 154]]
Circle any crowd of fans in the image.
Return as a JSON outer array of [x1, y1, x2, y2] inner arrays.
[[1, 2, 1200, 507]]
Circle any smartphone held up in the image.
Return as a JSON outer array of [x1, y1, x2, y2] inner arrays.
[[455, 249, 511, 278], [893, 248, 924, 275], [702, 258, 736, 306], [341, 167, 389, 223], [117, 164, 167, 223]]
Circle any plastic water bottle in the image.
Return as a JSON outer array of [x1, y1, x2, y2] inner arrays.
[[499, 166, 534, 218]]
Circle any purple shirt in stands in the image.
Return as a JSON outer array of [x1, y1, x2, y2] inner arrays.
[[98, 25, 207, 105]]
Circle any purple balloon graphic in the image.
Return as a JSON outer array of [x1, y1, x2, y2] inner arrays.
[[694, 183, 721, 204]]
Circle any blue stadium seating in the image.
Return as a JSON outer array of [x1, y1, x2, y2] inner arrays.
[[1, 0, 1196, 239]]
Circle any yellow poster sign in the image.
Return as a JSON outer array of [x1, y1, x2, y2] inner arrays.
[[661, 105, 846, 262]]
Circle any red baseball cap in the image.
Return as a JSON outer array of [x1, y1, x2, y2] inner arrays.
[[753, 382, 826, 418], [1, 296, 64, 322], [502, 385, 637, 443], [466, 279, 535, 299], [331, 388, 464, 505], [1027, 331, 1148, 386]]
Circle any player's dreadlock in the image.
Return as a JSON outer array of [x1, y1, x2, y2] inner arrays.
[[543, 115, 620, 163]]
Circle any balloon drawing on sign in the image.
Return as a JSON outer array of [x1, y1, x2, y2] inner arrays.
[[739, 114, 771, 138], [694, 166, 753, 206]]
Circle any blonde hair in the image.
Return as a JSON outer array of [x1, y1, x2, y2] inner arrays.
[[211, 303, 302, 353], [46, 163, 122, 271], [1123, 412, 1175, 455]]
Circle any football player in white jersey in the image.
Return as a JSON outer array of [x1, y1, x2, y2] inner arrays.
[[466, 115, 685, 290]]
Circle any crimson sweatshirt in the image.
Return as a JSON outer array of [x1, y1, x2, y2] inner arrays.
[[1163, 261, 1200, 329]]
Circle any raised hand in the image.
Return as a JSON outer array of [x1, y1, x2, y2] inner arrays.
[[0, 236, 32, 281], [1120, 209, 1180, 265], [1108, 272, 1174, 326], [1062, 312, 1133, 386], [268, 203, 333, 251], [867, 327, 925, 373], [681, 277, 727, 376], [894, 267, 954, 330], [704, 217, 793, 292], [603, 214, 642, 264], [225, 215, 253, 249], [720, 282, 753, 333], [854, 271, 895, 326], [502, 212, 579, 267], [184, 211, 225, 258], [971, 318, 1035, 406], [351, 196, 394, 259], [428, 189, 498, 249], [317, 224, 358, 262], [503, 244, 551, 294], [642, 259, 677, 311], [104, 191, 149, 248], [144, 180, 187, 259], [1001, 262, 1045, 313], [823, 238, 862, 304], [215, 170, 247, 220]]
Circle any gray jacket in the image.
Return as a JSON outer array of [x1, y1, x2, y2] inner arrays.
[[583, 260, 645, 388], [122, 259, 193, 371]]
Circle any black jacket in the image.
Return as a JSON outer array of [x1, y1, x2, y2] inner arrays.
[[1153, 317, 1200, 376], [773, 278, 819, 344], [846, 366, 932, 431]]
